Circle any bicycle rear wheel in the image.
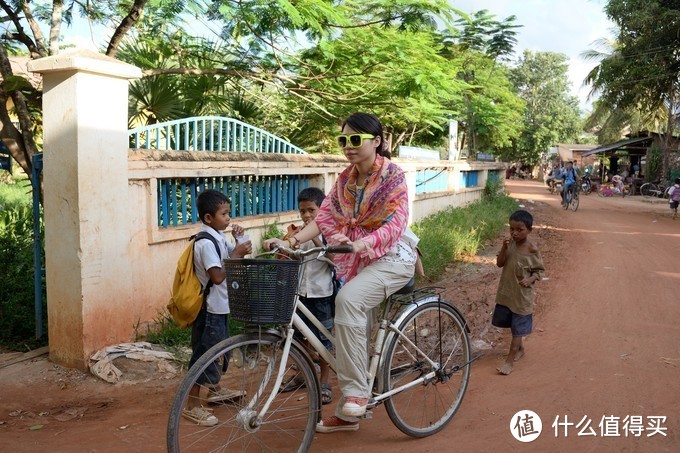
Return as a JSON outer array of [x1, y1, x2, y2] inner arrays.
[[382, 300, 471, 437], [167, 333, 320, 452], [570, 191, 579, 211]]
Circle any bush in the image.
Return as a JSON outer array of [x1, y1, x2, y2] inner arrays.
[[412, 193, 518, 281], [0, 194, 47, 350]]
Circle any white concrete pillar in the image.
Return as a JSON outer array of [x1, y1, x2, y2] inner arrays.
[[28, 50, 142, 369]]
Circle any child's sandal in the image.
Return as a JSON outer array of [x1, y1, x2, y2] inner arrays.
[[321, 384, 333, 405]]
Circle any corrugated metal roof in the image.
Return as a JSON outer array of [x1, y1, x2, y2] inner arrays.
[[581, 137, 652, 157]]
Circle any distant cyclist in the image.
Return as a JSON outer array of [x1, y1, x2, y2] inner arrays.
[[559, 161, 579, 206]]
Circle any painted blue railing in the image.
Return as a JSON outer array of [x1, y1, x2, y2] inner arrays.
[[129, 116, 307, 154], [488, 170, 500, 183], [157, 175, 311, 228], [461, 170, 479, 188], [416, 169, 448, 194], [129, 117, 311, 228]]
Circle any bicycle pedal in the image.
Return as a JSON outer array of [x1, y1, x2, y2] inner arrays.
[[366, 398, 378, 409], [359, 410, 373, 420]]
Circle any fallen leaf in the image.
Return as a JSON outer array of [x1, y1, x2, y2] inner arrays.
[[119, 425, 129, 430], [38, 412, 49, 417], [29, 424, 44, 430]]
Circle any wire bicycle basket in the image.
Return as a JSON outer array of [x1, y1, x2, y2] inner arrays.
[[224, 258, 302, 324]]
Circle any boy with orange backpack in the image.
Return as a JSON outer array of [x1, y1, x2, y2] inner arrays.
[[182, 189, 252, 426]]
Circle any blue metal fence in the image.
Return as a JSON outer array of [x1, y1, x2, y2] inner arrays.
[[488, 170, 500, 183], [129, 116, 307, 154], [415, 169, 448, 194], [157, 175, 311, 227], [461, 170, 479, 188], [129, 117, 313, 228]]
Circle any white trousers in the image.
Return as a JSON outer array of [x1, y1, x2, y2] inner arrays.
[[333, 259, 414, 421]]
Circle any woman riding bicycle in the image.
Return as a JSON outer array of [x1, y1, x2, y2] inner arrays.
[[265, 112, 416, 433]]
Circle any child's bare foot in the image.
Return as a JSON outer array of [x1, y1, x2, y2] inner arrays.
[[497, 362, 513, 375], [514, 347, 525, 362]]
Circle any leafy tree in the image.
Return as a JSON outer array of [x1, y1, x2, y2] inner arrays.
[[509, 50, 582, 164], [0, 0, 462, 183], [441, 10, 523, 154], [583, 0, 680, 180]]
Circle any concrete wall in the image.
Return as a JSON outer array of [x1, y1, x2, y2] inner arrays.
[[127, 151, 503, 337], [30, 51, 505, 368]]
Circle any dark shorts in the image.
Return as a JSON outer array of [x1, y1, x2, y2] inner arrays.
[[189, 307, 230, 386], [295, 295, 334, 351], [671, 201, 679, 209], [491, 304, 532, 337]]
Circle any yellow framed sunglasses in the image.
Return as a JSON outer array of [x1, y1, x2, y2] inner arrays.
[[336, 133, 375, 149]]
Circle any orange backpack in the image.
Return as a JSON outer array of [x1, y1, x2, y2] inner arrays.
[[167, 232, 219, 328]]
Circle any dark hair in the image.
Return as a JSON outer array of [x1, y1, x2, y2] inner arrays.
[[342, 112, 391, 159], [197, 189, 229, 222], [298, 187, 325, 207], [675, 178, 680, 185], [509, 209, 533, 230]]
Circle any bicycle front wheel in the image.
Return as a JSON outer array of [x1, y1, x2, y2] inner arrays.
[[382, 300, 471, 437], [167, 332, 320, 453], [570, 191, 579, 211], [639, 183, 654, 197]]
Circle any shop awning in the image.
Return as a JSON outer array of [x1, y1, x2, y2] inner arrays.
[[582, 136, 653, 157]]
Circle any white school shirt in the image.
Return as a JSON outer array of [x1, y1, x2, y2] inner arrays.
[[193, 225, 235, 314], [669, 185, 679, 204], [298, 235, 334, 298]]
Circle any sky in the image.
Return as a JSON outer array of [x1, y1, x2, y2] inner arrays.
[[64, 0, 615, 113], [450, 0, 616, 112]]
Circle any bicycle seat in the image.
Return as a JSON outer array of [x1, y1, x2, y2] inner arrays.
[[394, 277, 415, 295]]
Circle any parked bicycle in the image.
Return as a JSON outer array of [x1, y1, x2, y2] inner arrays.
[[167, 244, 473, 452], [639, 180, 671, 199], [563, 183, 579, 211]]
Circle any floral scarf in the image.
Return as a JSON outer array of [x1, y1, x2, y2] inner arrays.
[[316, 154, 409, 282]]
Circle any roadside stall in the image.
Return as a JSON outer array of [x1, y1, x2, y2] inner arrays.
[[581, 136, 653, 195]]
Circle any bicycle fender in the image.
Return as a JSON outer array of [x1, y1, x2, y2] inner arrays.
[[390, 297, 470, 334]]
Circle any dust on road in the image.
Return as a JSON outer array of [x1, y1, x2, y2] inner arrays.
[[1, 179, 678, 452]]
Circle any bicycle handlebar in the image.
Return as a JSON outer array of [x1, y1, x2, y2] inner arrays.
[[271, 243, 353, 259]]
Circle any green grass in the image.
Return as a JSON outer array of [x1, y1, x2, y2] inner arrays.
[[0, 174, 32, 208], [412, 186, 518, 281], [0, 175, 46, 350]]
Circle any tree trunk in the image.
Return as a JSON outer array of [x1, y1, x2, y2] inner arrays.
[[0, 44, 42, 198], [106, 0, 149, 57], [49, 0, 63, 55]]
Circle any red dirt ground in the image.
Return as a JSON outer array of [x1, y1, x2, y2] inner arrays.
[[1, 179, 679, 452]]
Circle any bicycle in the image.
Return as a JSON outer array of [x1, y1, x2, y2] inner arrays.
[[167, 244, 473, 452], [639, 180, 670, 199], [562, 183, 579, 212]]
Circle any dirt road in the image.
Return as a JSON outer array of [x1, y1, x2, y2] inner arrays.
[[1, 179, 679, 452]]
